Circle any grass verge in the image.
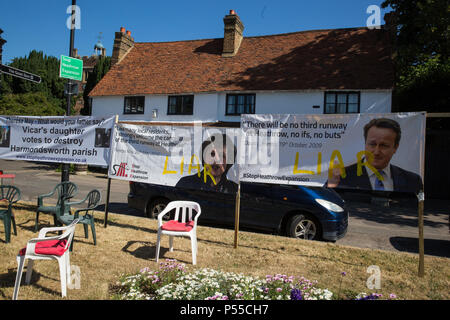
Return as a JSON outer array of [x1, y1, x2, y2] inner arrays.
[[0, 201, 448, 300]]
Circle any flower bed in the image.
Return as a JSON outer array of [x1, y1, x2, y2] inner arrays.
[[111, 259, 397, 300]]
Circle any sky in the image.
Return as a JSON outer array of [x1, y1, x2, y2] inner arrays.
[[0, 0, 391, 64]]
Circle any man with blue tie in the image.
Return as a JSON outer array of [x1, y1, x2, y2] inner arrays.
[[327, 118, 423, 194]]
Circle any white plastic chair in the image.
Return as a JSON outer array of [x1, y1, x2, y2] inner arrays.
[[13, 219, 80, 300], [155, 201, 201, 265]]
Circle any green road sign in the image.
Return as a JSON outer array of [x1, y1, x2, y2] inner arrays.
[[59, 55, 83, 81]]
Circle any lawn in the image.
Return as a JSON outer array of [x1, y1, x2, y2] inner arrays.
[[0, 201, 449, 300]]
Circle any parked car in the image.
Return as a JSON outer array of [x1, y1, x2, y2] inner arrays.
[[128, 182, 348, 241]]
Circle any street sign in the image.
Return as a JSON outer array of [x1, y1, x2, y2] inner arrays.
[[59, 55, 83, 81], [0, 64, 41, 83]]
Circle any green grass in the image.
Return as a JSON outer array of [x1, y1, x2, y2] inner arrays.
[[0, 201, 449, 300]]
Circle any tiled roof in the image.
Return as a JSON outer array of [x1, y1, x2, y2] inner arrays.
[[89, 27, 394, 97]]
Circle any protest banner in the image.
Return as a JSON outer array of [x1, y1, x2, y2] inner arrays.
[[239, 113, 426, 194], [0, 116, 115, 166], [109, 123, 240, 193]]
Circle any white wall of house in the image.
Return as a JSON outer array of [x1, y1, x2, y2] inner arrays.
[[92, 90, 392, 122]]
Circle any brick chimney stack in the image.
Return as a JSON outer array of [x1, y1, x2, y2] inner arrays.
[[222, 10, 244, 57], [111, 27, 134, 65], [0, 29, 6, 64]]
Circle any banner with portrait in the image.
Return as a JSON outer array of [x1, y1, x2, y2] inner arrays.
[[0, 116, 115, 166], [109, 123, 240, 194], [239, 112, 426, 194]]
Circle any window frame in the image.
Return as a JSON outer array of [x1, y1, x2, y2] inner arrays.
[[123, 96, 145, 115], [225, 93, 256, 116], [167, 95, 194, 115], [323, 91, 360, 114]]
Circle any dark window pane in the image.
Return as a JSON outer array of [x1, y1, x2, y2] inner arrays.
[[326, 93, 336, 103], [348, 103, 358, 113], [348, 93, 359, 104], [325, 103, 335, 113]]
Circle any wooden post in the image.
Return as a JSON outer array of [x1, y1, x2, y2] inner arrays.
[[417, 191, 425, 277], [104, 115, 119, 228], [233, 182, 241, 249]]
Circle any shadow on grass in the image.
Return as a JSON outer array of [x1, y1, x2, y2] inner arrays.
[[121, 240, 192, 265], [0, 267, 63, 299]]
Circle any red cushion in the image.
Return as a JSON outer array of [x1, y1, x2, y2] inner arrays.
[[19, 239, 68, 256], [161, 220, 195, 232]]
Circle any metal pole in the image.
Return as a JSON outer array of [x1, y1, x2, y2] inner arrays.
[[104, 176, 111, 228], [62, 0, 76, 182], [104, 115, 118, 227], [233, 182, 241, 249]]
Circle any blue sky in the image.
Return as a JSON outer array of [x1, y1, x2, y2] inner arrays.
[[0, 0, 391, 64]]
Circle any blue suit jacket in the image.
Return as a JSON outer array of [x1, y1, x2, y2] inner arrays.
[[334, 163, 423, 194]]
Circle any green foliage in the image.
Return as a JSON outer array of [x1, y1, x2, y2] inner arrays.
[[0, 50, 68, 115], [0, 92, 65, 116], [81, 55, 111, 115], [381, 0, 449, 112]]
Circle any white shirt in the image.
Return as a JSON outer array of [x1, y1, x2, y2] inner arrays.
[[368, 165, 394, 191]]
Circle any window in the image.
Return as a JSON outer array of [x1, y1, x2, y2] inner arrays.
[[226, 94, 255, 115], [124, 96, 145, 114], [167, 95, 194, 115], [324, 92, 360, 114]]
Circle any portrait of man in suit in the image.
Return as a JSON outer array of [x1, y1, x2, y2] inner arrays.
[[327, 118, 423, 194]]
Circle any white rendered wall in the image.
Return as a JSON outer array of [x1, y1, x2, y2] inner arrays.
[[91, 90, 392, 122]]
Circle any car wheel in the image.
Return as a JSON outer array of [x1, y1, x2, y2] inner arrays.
[[286, 214, 320, 240], [147, 198, 169, 219]]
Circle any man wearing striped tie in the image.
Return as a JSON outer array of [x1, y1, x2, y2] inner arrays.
[[327, 118, 423, 194]]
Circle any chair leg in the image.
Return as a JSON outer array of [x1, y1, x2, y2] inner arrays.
[[25, 260, 34, 284], [11, 214, 17, 236], [58, 257, 67, 298], [34, 211, 40, 232], [155, 229, 161, 262], [66, 252, 71, 284], [190, 234, 197, 265], [90, 219, 97, 245], [13, 255, 26, 300], [83, 224, 89, 239]]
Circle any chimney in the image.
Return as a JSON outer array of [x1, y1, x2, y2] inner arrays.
[[222, 10, 244, 57], [111, 27, 134, 65]]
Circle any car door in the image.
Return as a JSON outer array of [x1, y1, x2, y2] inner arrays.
[[238, 183, 277, 231]]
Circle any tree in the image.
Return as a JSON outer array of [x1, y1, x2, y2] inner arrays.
[[381, 0, 449, 112], [81, 56, 111, 115], [0, 50, 69, 115], [0, 92, 65, 116]]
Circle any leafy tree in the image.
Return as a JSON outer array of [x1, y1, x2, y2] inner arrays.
[[0, 92, 65, 116], [381, 0, 449, 112], [0, 50, 71, 115], [81, 55, 111, 115]]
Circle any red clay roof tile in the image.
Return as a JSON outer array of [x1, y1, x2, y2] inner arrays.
[[89, 27, 394, 97]]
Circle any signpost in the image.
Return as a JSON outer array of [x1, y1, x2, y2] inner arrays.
[[59, 55, 83, 81], [0, 64, 41, 83]]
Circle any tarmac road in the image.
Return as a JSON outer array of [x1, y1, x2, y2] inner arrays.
[[1, 159, 449, 258]]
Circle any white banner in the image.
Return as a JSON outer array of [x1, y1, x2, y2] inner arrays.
[[0, 116, 115, 166], [240, 113, 425, 194], [109, 123, 240, 194]]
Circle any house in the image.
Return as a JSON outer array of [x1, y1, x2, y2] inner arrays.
[[89, 10, 395, 124]]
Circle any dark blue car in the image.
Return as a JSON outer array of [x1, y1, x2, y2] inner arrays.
[[128, 182, 348, 241]]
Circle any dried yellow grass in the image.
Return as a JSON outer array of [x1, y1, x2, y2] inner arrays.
[[0, 201, 448, 300]]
